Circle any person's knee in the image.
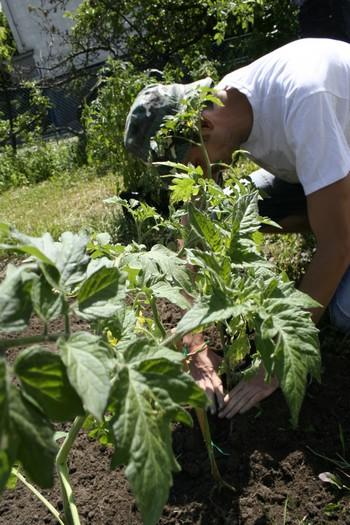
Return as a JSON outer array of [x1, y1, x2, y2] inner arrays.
[[328, 302, 350, 333]]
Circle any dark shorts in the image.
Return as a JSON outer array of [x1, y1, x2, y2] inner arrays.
[[250, 169, 307, 221]]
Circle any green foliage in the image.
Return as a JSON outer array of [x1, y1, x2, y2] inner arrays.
[[0, 11, 15, 63], [0, 0, 299, 199], [104, 196, 165, 245], [8, 387, 57, 488], [82, 60, 158, 193], [0, 225, 205, 525], [0, 155, 321, 520], [0, 82, 320, 521], [110, 340, 200, 525], [69, 0, 298, 76], [154, 86, 223, 166], [0, 12, 54, 162], [0, 82, 51, 154], [15, 347, 84, 421], [162, 159, 321, 428], [0, 139, 79, 193]]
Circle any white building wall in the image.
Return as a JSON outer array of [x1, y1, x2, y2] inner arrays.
[[0, 0, 102, 78]]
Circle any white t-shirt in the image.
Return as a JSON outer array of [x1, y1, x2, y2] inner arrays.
[[217, 38, 350, 195]]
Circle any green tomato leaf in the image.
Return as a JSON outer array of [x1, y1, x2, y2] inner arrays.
[[9, 387, 57, 488], [229, 192, 264, 264], [148, 387, 194, 426], [0, 230, 90, 292], [104, 307, 137, 348], [0, 357, 17, 492], [85, 256, 113, 277], [15, 347, 84, 421], [110, 337, 206, 525], [255, 298, 320, 427], [59, 332, 111, 420], [174, 288, 247, 339], [169, 175, 198, 203], [30, 274, 64, 323], [187, 249, 231, 282], [122, 339, 184, 367], [121, 244, 191, 291], [55, 231, 90, 289], [77, 266, 126, 321], [139, 359, 207, 407], [232, 191, 261, 236], [150, 281, 191, 309], [110, 367, 179, 525], [3, 230, 58, 265], [0, 266, 33, 333], [188, 204, 228, 253], [225, 331, 251, 369]]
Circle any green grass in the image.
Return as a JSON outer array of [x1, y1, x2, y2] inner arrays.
[[0, 168, 118, 239]]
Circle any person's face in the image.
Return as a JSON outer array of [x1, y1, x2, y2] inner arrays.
[[183, 128, 234, 177]]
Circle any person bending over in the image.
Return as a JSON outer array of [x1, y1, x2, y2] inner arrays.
[[124, 38, 350, 418]]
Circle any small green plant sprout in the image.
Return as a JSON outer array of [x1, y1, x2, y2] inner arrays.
[[319, 472, 350, 491], [0, 224, 207, 525], [309, 426, 350, 493], [104, 195, 163, 244]]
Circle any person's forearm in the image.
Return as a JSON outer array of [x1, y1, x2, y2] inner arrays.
[[299, 246, 350, 324]]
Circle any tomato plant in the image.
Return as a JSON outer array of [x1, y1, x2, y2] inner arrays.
[[0, 88, 321, 525], [0, 226, 206, 525]]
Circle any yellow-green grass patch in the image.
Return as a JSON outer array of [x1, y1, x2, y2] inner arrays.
[[0, 170, 118, 239]]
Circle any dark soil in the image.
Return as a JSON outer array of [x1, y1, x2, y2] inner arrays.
[[1, 303, 350, 525]]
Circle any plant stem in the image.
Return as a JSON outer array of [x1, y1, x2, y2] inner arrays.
[[283, 496, 289, 525], [64, 310, 71, 338], [198, 116, 212, 180], [147, 292, 167, 338], [219, 323, 233, 391], [11, 468, 65, 525], [56, 415, 86, 525], [163, 331, 179, 347], [195, 408, 235, 491], [0, 332, 64, 351], [136, 223, 142, 245]]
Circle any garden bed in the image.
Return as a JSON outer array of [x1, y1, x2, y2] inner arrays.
[[1, 306, 350, 525]]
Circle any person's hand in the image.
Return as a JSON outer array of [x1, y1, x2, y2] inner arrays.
[[183, 333, 225, 414], [218, 363, 279, 419]]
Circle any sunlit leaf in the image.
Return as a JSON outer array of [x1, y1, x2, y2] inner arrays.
[[0, 266, 33, 333], [77, 266, 126, 320], [0, 357, 16, 491], [59, 332, 111, 420], [31, 274, 64, 323], [15, 347, 84, 421]]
